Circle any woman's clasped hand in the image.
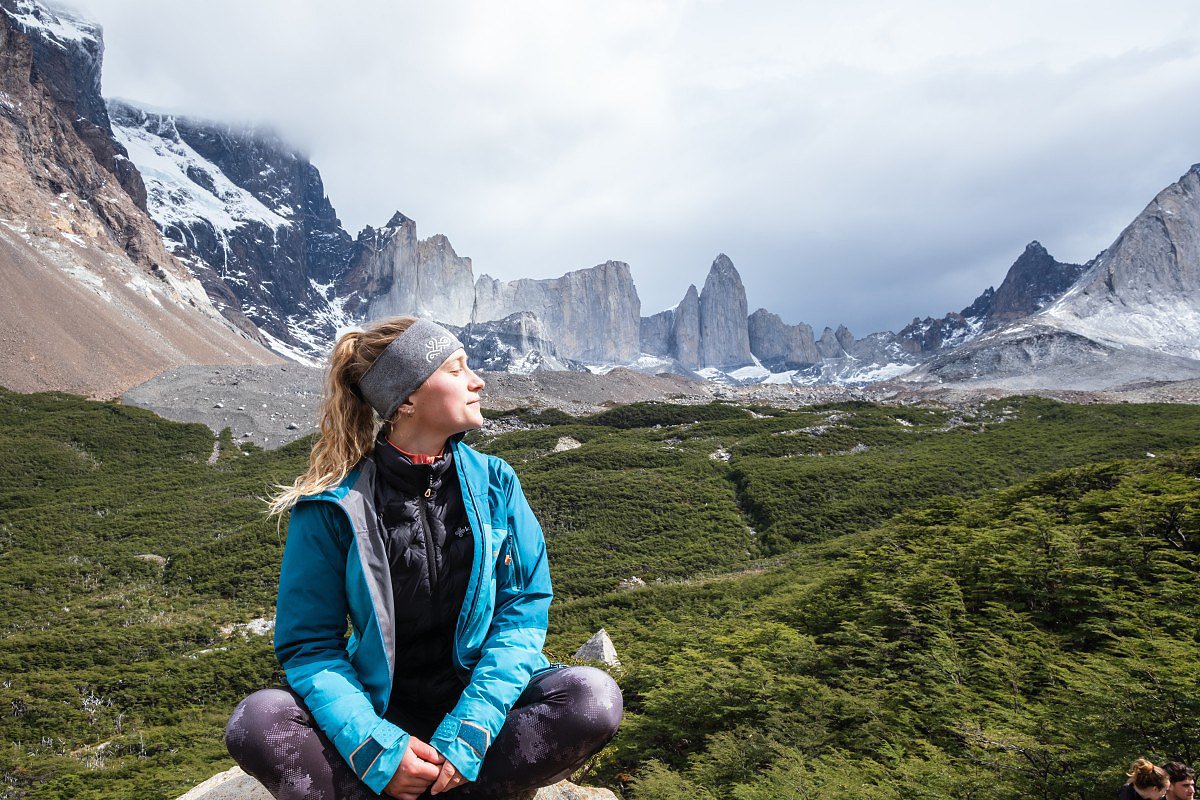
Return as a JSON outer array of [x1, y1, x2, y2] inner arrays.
[[383, 736, 467, 799]]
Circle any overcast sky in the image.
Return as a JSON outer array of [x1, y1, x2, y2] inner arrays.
[[72, 0, 1200, 335]]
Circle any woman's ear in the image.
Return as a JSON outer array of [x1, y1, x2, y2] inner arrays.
[[393, 399, 416, 420]]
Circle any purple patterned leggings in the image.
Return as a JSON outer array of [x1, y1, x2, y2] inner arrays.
[[225, 666, 622, 799]]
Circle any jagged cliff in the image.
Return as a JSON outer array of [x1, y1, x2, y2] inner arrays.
[[638, 255, 754, 371], [473, 260, 641, 363], [345, 212, 476, 326]]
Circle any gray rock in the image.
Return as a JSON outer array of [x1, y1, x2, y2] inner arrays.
[[174, 767, 271, 800], [174, 768, 616, 800], [574, 629, 621, 667], [473, 261, 641, 363], [815, 326, 847, 359], [897, 323, 1200, 391], [673, 284, 701, 369], [639, 307, 674, 357], [747, 308, 820, 370], [1042, 164, 1200, 360], [698, 254, 754, 369]]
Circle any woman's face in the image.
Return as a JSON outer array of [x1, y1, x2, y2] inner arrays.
[[402, 349, 485, 438]]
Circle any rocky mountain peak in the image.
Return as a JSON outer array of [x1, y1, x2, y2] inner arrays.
[[986, 240, 1083, 325], [698, 254, 753, 369], [382, 210, 412, 230], [1042, 164, 1200, 359]]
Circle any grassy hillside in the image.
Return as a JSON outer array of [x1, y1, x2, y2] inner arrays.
[[2, 390, 1198, 798]]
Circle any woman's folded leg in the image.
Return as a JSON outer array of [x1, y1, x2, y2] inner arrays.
[[225, 687, 376, 800], [461, 666, 623, 799]]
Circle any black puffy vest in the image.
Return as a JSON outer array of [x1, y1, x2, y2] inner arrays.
[[372, 433, 474, 719]]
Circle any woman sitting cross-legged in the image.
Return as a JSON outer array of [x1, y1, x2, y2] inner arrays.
[[225, 316, 622, 799]]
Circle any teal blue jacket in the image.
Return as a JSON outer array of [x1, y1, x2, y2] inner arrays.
[[273, 438, 552, 792]]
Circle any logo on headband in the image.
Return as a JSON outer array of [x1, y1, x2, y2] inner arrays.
[[425, 336, 454, 362]]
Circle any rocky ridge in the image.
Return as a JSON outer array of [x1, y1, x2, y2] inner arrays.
[[898, 165, 1200, 392]]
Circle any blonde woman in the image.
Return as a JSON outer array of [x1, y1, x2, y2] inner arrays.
[[225, 317, 622, 799]]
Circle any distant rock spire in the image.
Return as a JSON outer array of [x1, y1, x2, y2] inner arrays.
[[698, 254, 754, 369]]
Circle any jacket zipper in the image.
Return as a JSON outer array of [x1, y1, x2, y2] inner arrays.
[[453, 443, 485, 677], [418, 470, 440, 622]]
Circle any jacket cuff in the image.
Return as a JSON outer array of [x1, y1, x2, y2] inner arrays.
[[355, 719, 409, 794], [430, 714, 492, 782]]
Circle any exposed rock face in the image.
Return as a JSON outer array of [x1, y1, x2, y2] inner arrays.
[[0, 1, 277, 396], [673, 284, 701, 368], [1043, 164, 1200, 360], [473, 261, 641, 363], [108, 100, 356, 356], [639, 307, 673, 357], [451, 311, 585, 373], [698, 254, 754, 369], [898, 323, 1200, 391], [0, 0, 145, 207], [747, 309, 820, 370], [640, 257, 754, 371], [816, 326, 848, 359], [985, 241, 1085, 326], [895, 241, 1084, 357], [345, 212, 475, 326]]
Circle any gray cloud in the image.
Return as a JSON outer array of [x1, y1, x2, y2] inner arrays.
[[75, 0, 1200, 334]]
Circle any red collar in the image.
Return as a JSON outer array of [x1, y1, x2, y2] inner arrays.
[[385, 438, 444, 465]]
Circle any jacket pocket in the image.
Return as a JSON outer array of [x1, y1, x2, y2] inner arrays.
[[504, 531, 524, 591]]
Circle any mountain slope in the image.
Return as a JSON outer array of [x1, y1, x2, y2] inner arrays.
[[901, 166, 1200, 391], [0, 0, 277, 396]]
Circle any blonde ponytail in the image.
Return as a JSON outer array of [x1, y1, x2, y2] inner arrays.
[[267, 316, 417, 516]]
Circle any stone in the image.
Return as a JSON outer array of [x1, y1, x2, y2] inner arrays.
[[673, 284, 701, 369], [574, 628, 621, 667], [174, 766, 271, 800], [453, 312, 585, 373], [174, 768, 616, 800]]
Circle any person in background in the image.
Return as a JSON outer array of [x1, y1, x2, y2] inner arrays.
[[1119, 758, 1171, 800], [224, 317, 623, 800], [1164, 762, 1196, 800]]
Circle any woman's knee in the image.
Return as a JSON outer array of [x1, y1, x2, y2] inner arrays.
[[559, 666, 623, 742], [225, 687, 307, 763]]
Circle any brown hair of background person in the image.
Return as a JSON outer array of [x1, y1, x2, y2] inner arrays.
[[1164, 762, 1196, 800]]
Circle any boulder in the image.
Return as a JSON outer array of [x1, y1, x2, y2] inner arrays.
[[574, 629, 621, 667], [174, 767, 617, 800]]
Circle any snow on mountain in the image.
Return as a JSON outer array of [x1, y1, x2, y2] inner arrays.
[[3, 0, 97, 47], [111, 113, 292, 252]]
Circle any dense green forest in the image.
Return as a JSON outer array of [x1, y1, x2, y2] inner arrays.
[[2, 388, 1198, 798]]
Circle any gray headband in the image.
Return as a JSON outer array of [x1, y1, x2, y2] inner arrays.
[[356, 319, 465, 421]]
